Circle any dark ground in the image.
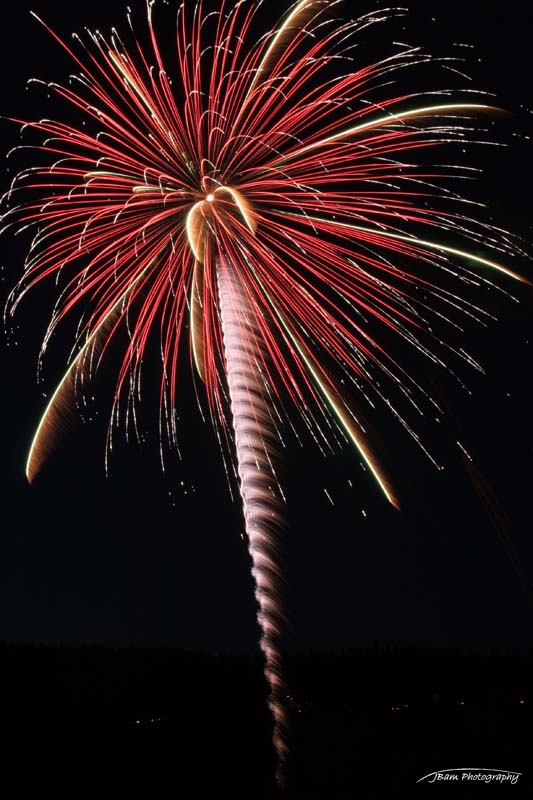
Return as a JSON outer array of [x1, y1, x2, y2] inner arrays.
[[1, 642, 531, 797]]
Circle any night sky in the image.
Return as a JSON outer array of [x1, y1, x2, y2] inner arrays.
[[1, 0, 533, 654]]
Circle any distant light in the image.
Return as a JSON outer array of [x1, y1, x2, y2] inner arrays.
[[206, 194, 214, 202]]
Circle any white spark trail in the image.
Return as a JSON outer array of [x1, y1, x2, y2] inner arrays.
[[217, 258, 289, 783]]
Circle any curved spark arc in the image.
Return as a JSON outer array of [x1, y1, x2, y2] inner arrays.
[[245, 262, 399, 506], [270, 103, 498, 166], [25, 251, 160, 482], [275, 213, 527, 284], [217, 259, 289, 781], [190, 260, 206, 383]]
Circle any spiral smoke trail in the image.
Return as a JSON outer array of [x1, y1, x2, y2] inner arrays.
[[217, 258, 289, 782]]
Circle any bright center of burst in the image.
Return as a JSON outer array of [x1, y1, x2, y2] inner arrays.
[[187, 187, 256, 263]]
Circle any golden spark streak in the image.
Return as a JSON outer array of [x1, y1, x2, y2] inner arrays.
[[186, 187, 256, 263], [213, 186, 257, 235], [186, 200, 207, 262], [228, 0, 313, 142], [273, 103, 496, 164], [285, 330, 399, 508], [280, 212, 526, 283], [26, 257, 157, 482], [254, 0, 313, 81], [250, 266, 398, 508], [190, 260, 205, 382]]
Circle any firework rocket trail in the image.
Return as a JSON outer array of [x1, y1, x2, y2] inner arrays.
[[217, 258, 289, 778]]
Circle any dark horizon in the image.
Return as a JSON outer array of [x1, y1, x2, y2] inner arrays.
[[1, 640, 532, 796]]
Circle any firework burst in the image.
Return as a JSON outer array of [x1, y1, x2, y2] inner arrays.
[[2, 0, 527, 783]]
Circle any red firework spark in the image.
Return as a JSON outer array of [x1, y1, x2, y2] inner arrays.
[[2, 0, 528, 781], [3, 0, 525, 488]]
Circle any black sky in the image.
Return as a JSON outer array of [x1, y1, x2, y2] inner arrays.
[[1, 0, 533, 652]]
